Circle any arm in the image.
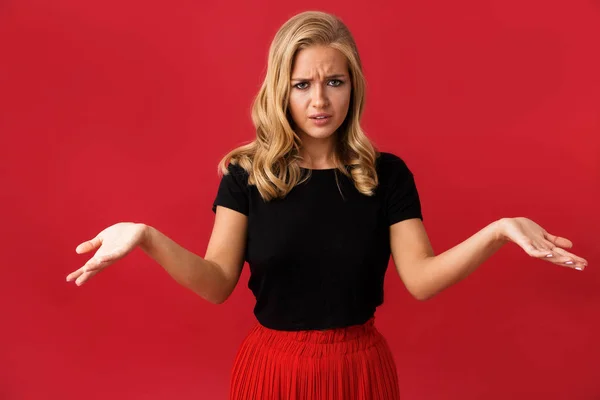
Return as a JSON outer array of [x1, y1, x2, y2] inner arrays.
[[140, 206, 247, 304], [390, 218, 506, 301], [390, 217, 587, 301]]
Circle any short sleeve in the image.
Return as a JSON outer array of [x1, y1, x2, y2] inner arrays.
[[383, 154, 423, 225], [212, 163, 250, 216]]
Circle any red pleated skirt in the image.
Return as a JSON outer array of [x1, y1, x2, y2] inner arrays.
[[229, 317, 401, 399]]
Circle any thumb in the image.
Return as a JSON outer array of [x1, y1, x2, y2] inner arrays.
[[76, 236, 102, 254], [545, 232, 573, 249]]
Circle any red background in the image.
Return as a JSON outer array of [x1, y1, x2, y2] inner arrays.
[[1, 0, 599, 399]]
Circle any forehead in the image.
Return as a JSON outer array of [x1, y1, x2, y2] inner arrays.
[[291, 45, 348, 75]]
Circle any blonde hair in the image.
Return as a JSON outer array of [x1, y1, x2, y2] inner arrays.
[[218, 10, 379, 201]]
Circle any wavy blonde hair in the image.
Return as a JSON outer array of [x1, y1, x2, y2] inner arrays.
[[218, 10, 379, 201]]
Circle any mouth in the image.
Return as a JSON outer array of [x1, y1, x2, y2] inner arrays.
[[309, 115, 332, 126], [309, 113, 332, 119]]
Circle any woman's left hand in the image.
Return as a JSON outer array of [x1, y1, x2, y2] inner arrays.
[[498, 217, 588, 271]]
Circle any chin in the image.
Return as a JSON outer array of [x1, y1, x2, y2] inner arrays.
[[299, 126, 339, 140]]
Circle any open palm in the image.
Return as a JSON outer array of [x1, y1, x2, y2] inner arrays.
[[500, 217, 588, 270], [66, 222, 146, 286]]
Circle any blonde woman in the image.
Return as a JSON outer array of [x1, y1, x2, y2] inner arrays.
[[66, 11, 588, 399]]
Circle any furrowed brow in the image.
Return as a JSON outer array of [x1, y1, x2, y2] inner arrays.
[[291, 74, 346, 82]]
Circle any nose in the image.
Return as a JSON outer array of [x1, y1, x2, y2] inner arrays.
[[312, 84, 329, 109]]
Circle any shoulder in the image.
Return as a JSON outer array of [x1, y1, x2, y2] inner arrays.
[[225, 162, 250, 178], [376, 151, 413, 177], [220, 161, 251, 189]]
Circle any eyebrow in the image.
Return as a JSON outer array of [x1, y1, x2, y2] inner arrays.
[[290, 74, 347, 82]]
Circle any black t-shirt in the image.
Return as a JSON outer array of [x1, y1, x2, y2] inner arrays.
[[212, 151, 423, 331]]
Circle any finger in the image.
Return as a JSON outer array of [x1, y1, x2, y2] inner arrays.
[[75, 271, 89, 285], [76, 237, 102, 254], [537, 239, 578, 258], [536, 240, 566, 258], [66, 268, 85, 282], [524, 242, 555, 258], [550, 247, 588, 268], [83, 255, 112, 272], [544, 250, 575, 265], [534, 240, 554, 254], [531, 241, 578, 267], [544, 248, 585, 270], [75, 269, 99, 286], [526, 240, 586, 271], [544, 232, 573, 249]]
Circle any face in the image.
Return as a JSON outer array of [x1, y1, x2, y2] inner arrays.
[[288, 45, 351, 142]]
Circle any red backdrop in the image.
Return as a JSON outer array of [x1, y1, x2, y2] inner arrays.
[[1, 0, 599, 399]]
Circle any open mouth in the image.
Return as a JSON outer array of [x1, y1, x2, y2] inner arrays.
[[310, 116, 331, 125]]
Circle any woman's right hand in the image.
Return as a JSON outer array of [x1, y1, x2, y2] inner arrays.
[[66, 222, 147, 286]]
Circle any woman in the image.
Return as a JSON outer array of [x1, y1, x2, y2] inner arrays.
[[66, 11, 588, 399]]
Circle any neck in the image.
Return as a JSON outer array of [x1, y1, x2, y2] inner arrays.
[[297, 132, 337, 169]]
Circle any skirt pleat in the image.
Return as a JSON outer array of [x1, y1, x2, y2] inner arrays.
[[229, 317, 401, 399]]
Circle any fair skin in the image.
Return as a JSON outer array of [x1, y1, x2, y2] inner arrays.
[[66, 44, 588, 305], [288, 45, 351, 169]]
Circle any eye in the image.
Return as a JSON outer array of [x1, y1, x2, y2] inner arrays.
[[293, 82, 309, 90], [328, 79, 344, 87]]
